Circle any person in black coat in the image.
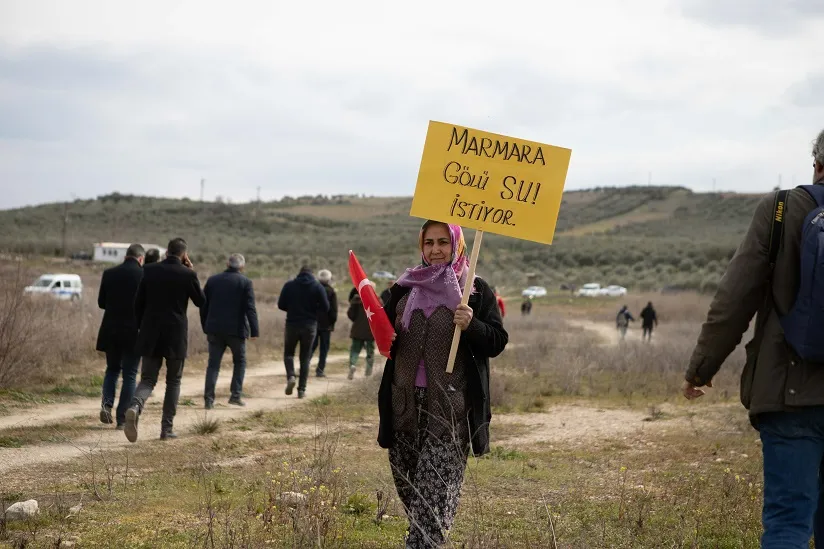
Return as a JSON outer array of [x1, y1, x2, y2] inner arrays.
[[144, 248, 160, 265], [640, 302, 658, 341], [124, 237, 205, 443], [96, 244, 145, 429], [377, 220, 508, 547], [311, 269, 338, 378], [200, 253, 260, 409], [277, 266, 329, 399]]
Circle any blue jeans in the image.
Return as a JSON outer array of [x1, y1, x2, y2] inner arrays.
[[311, 331, 331, 375], [102, 349, 140, 425], [205, 334, 247, 403], [759, 408, 824, 548]]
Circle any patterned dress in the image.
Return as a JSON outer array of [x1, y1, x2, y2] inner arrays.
[[388, 294, 471, 548]]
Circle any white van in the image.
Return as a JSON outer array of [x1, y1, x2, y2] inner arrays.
[[24, 274, 83, 301]]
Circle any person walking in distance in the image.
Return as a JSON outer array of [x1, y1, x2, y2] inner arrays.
[[311, 269, 338, 378], [144, 248, 160, 265], [378, 220, 508, 548], [124, 238, 205, 442], [380, 279, 394, 307], [494, 287, 506, 319], [200, 253, 259, 409], [277, 266, 329, 399], [683, 129, 824, 547], [616, 305, 634, 340], [96, 244, 145, 430], [640, 302, 658, 342], [521, 296, 532, 316], [347, 281, 376, 379]]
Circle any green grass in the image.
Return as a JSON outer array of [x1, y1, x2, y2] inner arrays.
[[0, 186, 759, 293]]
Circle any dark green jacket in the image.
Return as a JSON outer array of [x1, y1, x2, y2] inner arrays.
[[686, 183, 824, 420]]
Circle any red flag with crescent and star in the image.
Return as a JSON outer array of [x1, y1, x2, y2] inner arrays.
[[348, 250, 394, 358]]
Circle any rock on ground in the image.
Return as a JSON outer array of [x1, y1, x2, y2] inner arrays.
[[4, 499, 39, 520]]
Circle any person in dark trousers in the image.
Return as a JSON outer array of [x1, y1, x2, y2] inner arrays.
[[616, 305, 634, 340], [144, 248, 160, 265], [378, 220, 508, 547], [640, 302, 658, 341], [96, 243, 145, 430], [684, 129, 824, 546], [277, 266, 329, 399], [521, 296, 532, 316], [311, 269, 337, 378], [124, 238, 205, 442], [200, 253, 259, 409], [347, 283, 375, 379]]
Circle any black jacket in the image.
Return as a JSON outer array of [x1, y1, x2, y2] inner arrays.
[[277, 271, 330, 326], [200, 268, 259, 339], [347, 295, 375, 341], [640, 306, 658, 328], [96, 258, 143, 352], [378, 277, 508, 456], [316, 282, 338, 332], [134, 257, 206, 359]]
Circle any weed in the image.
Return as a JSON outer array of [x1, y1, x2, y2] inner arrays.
[[193, 414, 221, 436]]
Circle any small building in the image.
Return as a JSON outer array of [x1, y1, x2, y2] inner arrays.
[[93, 242, 165, 264]]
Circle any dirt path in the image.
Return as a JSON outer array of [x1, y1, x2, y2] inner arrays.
[[0, 354, 356, 474], [566, 319, 659, 346]]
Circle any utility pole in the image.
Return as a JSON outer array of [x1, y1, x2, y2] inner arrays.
[[60, 202, 69, 257], [200, 178, 205, 202]]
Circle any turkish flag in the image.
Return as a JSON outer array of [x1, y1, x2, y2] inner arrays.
[[348, 250, 395, 358]]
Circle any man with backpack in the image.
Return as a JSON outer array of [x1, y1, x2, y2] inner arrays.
[[616, 305, 633, 340], [683, 129, 824, 547]]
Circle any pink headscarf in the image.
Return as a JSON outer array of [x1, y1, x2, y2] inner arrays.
[[395, 221, 470, 330]]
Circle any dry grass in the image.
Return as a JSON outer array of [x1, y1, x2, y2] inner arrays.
[[0, 285, 767, 548]]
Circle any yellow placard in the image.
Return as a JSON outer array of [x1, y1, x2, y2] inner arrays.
[[410, 121, 572, 244]]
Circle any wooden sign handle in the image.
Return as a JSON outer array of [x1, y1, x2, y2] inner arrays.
[[446, 229, 484, 373]]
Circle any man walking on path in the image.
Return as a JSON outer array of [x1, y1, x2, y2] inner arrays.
[[311, 269, 337, 378], [640, 302, 658, 341], [144, 248, 160, 265], [96, 244, 145, 430], [347, 283, 375, 379], [278, 266, 329, 399], [200, 253, 259, 409], [683, 129, 824, 547], [616, 305, 634, 340], [521, 296, 532, 316], [124, 238, 205, 442]]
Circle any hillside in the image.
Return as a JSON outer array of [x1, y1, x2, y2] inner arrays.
[[0, 187, 764, 292]]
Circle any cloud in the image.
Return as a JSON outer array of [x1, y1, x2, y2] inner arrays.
[[0, 0, 823, 209], [680, 0, 824, 34]]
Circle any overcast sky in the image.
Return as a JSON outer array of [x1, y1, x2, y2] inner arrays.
[[1, 0, 823, 209]]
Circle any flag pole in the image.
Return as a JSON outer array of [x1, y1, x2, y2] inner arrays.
[[446, 229, 484, 373]]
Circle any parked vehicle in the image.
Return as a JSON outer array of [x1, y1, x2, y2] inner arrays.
[[600, 285, 628, 297], [521, 286, 547, 298], [24, 274, 83, 301], [576, 283, 602, 297], [372, 271, 396, 280]]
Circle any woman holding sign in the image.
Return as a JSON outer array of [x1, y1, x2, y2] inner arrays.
[[378, 220, 508, 548]]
